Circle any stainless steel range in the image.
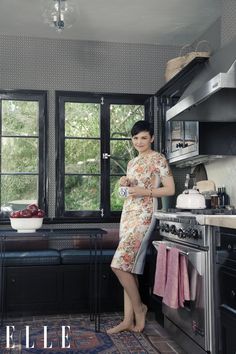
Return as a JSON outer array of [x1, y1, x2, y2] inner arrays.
[[153, 209, 223, 354]]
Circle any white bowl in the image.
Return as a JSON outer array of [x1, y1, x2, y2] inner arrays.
[[10, 217, 43, 233]]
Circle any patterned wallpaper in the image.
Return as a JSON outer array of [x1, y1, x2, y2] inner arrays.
[[0, 34, 181, 221], [192, 18, 221, 54], [0, 35, 181, 93], [221, 0, 236, 46]]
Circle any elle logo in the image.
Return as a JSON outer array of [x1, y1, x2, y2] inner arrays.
[[6, 325, 71, 349]]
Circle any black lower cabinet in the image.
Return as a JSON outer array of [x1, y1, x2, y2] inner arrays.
[[100, 265, 123, 312], [4, 263, 123, 316], [6, 266, 61, 314], [62, 265, 90, 312], [220, 306, 236, 354]]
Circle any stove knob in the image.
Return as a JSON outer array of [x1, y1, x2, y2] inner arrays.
[[164, 224, 170, 233], [191, 229, 199, 239], [185, 228, 192, 238], [160, 224, 165, 232], [170, 225, 176, 234], [177, 228, 184, 238]]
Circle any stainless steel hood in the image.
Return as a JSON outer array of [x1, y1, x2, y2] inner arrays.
[[166, 59, 236, 122]]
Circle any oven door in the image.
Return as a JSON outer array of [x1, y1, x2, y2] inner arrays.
[[154, 240, 210, 351]]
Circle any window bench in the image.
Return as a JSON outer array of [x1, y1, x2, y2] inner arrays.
[[0, 228, 123, 330]]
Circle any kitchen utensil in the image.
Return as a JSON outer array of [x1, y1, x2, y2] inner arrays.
[[196, 180, 216, 193], [176, 188, 206, 209]]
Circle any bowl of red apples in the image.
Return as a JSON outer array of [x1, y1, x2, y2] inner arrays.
[[10, 204, 45, 233]]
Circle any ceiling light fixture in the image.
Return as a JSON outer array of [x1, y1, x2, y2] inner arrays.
[[42, 0, 76, 32]]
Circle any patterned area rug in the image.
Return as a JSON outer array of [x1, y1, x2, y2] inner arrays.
[[0, 314, 159, 353]]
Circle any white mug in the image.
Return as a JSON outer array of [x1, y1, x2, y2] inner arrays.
[[119, 186, 129, 198]]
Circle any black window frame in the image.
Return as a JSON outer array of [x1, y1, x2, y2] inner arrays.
[[55, 91, 151, 223], [0, 90, 48, 222]]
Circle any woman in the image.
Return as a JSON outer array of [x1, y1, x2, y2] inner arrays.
[[107, 120, 175, 334]]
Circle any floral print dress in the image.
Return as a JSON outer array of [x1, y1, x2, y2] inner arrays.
[[111, 151, 172, 275]]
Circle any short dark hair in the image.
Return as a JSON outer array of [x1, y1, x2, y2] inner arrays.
[[131, 120, 154, 137]]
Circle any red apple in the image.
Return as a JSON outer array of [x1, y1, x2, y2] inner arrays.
[[10, 210, 21, 218], [19, 209, 33, 218], [26, 203, 38, 216], [36, 209, 45, 218]]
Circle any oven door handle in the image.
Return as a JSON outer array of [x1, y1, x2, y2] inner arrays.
[[153, 240, 189, 256], [153, 240, 204, 275]]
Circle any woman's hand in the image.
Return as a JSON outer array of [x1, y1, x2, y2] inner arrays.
[[128, 186, 148, 197], [119, 176, 130, 187]]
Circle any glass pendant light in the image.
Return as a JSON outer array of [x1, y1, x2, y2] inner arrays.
[[42, 0, 76, 32]]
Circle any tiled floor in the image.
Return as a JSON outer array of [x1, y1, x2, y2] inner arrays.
[[144, 312, 187, 354]]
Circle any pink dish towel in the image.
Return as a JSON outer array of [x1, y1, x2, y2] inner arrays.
[[178, 254, 190, 307], [153, 244, 167, 297], [163, 248, 180, 309]]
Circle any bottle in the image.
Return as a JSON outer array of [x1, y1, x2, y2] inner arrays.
[[217, 187, 222, 208], [184, 173, 190, 190], [221, 186, 230, 208]]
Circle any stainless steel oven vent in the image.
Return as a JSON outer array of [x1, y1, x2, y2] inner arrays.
[[166, 59, 236, 122]]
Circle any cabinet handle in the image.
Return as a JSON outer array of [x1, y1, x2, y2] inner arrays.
[[176, 143, 184, 148], [230, 290, 236, 299], [227, 244, 232, 251]]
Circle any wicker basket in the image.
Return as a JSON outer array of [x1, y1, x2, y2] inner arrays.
[[165, 41, 211, 82]]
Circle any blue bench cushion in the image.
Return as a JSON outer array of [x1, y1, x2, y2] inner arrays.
[[3, 250, 60, 266], [60, 249, 115, 264]]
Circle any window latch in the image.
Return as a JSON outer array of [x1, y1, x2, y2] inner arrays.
[[100, 208, 104, 217], [102, 153, 111, 159]]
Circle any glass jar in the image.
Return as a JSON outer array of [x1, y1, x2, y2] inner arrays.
[[211, 194, 219, 209]]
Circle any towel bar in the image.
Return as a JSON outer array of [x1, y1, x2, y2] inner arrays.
[[152, 240, 189, 256]]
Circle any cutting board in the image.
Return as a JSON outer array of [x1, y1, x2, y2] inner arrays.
[[196, 180, 216, 193]]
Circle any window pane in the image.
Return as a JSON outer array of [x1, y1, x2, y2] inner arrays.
[[1, 175, 38, 209], [65, 102, 100, 137], [2, 100, 38, 136], [110, 104, 144, 212], [110, 176, 125, 211], [185, 122, 198, 147], [65, 175, 100, 210], [110, 140, 135, 175], [1, 137, 38, 173], [65, 139, 100, 174], [110, 104, 144, 138]]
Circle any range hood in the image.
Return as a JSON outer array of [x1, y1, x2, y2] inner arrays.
[[166, 59, 236, 122]]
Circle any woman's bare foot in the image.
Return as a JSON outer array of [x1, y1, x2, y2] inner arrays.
[[133, 304, 148, 332], [106, 320, 135, 334]]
